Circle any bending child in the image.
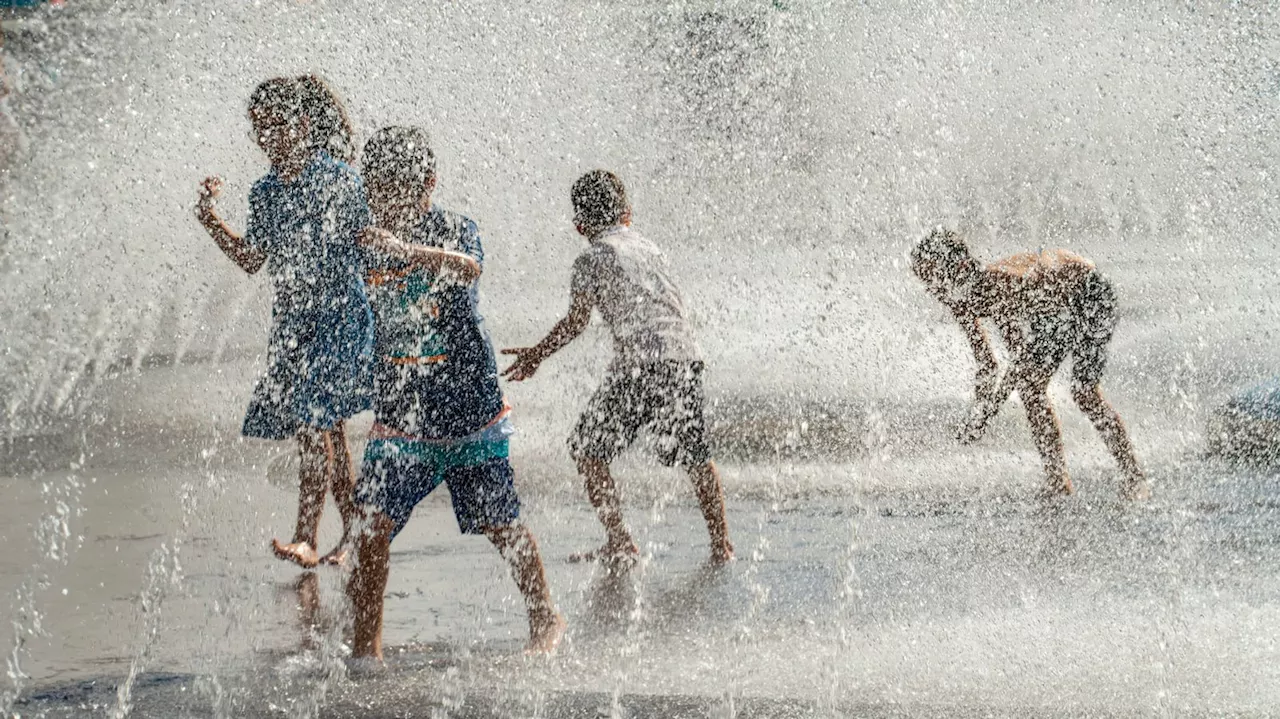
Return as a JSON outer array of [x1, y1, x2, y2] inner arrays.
[[502, 170, 734, 565], [910, 228, 1150, 500], [196, 76, 373, 568], [346, 127, 565, 662]]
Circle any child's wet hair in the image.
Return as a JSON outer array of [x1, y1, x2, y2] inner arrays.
[[361, 126, 436, 188], [571, 170, 630, 230], [248, 75, 356, 163], [911, 227, 972, 273]]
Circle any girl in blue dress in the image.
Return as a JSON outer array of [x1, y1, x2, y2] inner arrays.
[[195, 75, 374, 568]]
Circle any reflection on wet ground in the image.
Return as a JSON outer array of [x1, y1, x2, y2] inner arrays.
[[6, 432, 1279, 716]]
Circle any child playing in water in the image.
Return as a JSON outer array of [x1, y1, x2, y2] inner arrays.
[[346, 127, 564, 661], [196, 75, 373, 568], [502, 170, 734, 565], [910, 227, 1150, 500]]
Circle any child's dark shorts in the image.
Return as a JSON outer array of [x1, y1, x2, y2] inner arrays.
[[356, 420, 520, 539], [1026, 271, 1118, 392], [569, 361, 712, 468]]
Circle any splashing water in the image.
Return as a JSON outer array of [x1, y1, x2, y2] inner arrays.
[[2, 1, 1280, 717]]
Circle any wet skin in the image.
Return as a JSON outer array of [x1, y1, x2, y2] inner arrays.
[[915, 247, 1149, 500]]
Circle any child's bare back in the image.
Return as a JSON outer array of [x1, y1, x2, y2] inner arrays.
[[911, 229, 1149, 500], [976, 249, 1098, 321]]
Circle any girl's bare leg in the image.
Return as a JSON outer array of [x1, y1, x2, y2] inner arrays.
[[273, 428, 328, 568], [320, 421, 359, 565], [486, 524, 566, 653]]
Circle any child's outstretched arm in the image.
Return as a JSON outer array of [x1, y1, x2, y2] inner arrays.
[[500, 292, 593, 382], [958, 317, 1024, 443], [196, 177, 266, 275], [358, 227, 480, 283]]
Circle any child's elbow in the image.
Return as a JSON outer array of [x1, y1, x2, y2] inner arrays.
[[461, 259, 482, 282]]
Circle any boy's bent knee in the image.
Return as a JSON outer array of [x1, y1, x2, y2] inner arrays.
[[484, 523, 532, 552], [357, 513, 397, 546], [1071, 383, 1104, 409]]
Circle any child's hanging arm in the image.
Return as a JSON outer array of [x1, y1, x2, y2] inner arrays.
[[196, 176, 266, 275], [957, 315, 1025, 443]]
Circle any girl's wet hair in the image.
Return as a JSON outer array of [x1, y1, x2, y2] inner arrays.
[[911, 227, 972, 272], [248, 75, 356, 163], [571, 170, 630, 230], [361, 126, 436, 188]]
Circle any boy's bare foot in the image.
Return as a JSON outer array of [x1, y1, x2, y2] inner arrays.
[[568, 541, 639, 566], [710, 543, 735, 565], [272, 539, 320, 569], [319, 546, 349, 566], [1038, 476, 1074, 500], [1121, 478, 1152, 501], [525, 612, 567, 655], [345, 655, 386, 678]]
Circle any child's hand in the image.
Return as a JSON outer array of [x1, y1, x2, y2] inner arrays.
[[196, 176, 223, 227], [500, 347, 543, 382], [956, 413, 986, 444], [358, 227, 406, 256]]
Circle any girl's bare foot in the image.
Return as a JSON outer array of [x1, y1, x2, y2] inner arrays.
[[567, 540, 639, 566], [525, 613, 567, 655], [272, 539, 321, 569], [319, 546, 349, 566]]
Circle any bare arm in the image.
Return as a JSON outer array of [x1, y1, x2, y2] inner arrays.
[[956, 309, 999, 394], [196, 177, 265, 275], [500, 291, 593, 381], [959, 317, 1025, 443], [358, 227, 481, 283]]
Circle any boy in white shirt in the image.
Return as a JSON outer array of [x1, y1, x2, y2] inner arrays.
[[503, 170, 733, 565]]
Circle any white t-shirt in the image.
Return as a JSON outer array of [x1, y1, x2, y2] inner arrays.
[[570, 225, 702, 369]]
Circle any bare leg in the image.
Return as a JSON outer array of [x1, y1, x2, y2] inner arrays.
[[687, 460, 734, 564], [1020, 381, 1072, 497], [1072, 383, 1150, 500], [347, 513, 395, 663], [486, 524, 566, 654], [294, 572, 321, 651], [572, 457, 639, 563], [273, 429, 327, 568], [320, 422, 359, 565]]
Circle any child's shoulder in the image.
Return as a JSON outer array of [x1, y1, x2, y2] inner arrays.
[[250, 172, 280, 199], [318, 154, 365, 189], [574, 238, 614, 264], [434, 206, 478, 231], [424, 206, 480, 240]]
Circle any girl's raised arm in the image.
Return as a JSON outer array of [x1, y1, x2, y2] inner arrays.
[[196, 176, 266, 275]]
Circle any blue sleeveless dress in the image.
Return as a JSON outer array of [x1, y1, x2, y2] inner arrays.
[[240, 151, 374, 439]]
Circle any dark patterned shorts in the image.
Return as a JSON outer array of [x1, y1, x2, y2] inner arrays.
[[1026, 272, 1118, 391], [569, 361, 711, 468]]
